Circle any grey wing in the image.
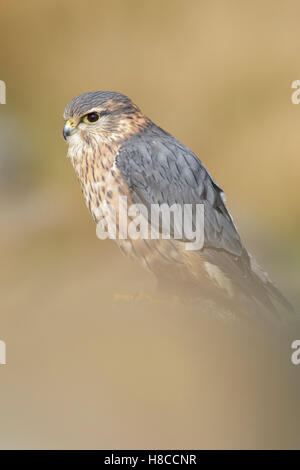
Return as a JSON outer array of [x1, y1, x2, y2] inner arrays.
[[116, 128, 293, 313], [116, 128, 244, 259]]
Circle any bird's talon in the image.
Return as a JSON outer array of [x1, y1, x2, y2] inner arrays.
[[135, 291, 159, 304], [114, 293, 134, 303]]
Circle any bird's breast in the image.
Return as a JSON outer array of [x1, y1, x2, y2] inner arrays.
[[69, 141, 132, 227]]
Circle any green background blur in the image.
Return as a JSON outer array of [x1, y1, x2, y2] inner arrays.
[[0, 0, 299, 449]]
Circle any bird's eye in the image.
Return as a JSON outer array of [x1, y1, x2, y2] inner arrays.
[[83, 112, 100, 123]]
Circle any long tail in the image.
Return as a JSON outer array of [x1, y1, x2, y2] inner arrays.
[[203, 247, 294, 316]]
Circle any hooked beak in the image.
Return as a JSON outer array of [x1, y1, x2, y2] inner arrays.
[[63, 120, 78, 140]]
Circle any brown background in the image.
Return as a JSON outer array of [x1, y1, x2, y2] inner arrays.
[[0, 0, 299, 449]]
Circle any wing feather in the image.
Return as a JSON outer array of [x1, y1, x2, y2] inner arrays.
[[116, 124, 243, 258]]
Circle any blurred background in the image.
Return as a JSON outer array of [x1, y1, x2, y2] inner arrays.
[[0, 0, 300, 449]]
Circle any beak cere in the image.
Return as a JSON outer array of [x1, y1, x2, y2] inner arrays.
[[63, 120, 77, 140]]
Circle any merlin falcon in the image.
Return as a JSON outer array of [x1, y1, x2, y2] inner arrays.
[[63, 91, 292, 314]]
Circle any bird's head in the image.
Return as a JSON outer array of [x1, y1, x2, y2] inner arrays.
[[63, 91, 150, 149]]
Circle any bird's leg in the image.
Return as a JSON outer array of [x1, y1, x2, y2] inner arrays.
[[154, 278, 183, 305], [113, 289, 181, 305], [114, 293, 135, 303], [113, 290, 165, 304]]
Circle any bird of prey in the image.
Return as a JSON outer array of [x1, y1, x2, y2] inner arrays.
[[63, 91, 292, 314]]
